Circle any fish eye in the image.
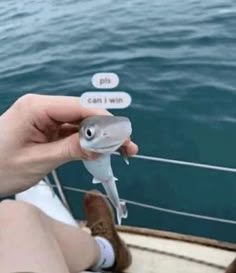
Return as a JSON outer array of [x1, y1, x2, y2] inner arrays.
[[85, 126, 95, 140]]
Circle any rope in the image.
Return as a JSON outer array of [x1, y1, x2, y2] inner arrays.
[[113, 152, 236, 173], [52, 185, 236, 225]]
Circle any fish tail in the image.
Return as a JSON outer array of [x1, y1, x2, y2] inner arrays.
[[116, 201, 128, 225]]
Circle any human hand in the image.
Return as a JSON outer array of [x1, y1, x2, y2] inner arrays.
[[0, 94, 138, 196]]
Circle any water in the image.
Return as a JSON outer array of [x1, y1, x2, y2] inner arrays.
[[1, 0, 236, 243]]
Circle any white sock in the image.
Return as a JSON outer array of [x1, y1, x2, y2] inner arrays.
[[93, 236, 115, 270]]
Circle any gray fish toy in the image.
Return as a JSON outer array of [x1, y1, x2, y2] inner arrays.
[[79, 115, 132, 225]]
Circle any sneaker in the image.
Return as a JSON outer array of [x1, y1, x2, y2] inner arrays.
[[84, 190, 132, 272]]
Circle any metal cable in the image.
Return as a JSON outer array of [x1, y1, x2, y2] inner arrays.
[[50, 152, 236, 225], [51, 170, 72, 213], [113, 152, 236, 173], [51, 185, 236, 225]]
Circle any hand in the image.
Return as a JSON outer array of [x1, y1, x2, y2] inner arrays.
[[0, 94, 138, 196]]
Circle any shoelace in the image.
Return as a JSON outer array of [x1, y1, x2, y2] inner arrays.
[[90, 220, 113, 239]]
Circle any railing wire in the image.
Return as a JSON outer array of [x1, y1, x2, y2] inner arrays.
[[49, 153, 236, 225]]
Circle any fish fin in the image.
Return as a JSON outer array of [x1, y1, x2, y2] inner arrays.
[[103, 177, 118, 184], [118, 147, 130, 165], [123, 157, 130, 165], [116, 201, 128, 225], [92, 178, 102, 184], [120, 201, 128, 218]]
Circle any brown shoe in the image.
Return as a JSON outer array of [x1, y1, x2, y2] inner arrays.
[[84, 190, 132, 272]]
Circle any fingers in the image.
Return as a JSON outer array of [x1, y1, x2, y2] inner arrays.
[[45, 133, 137, 165], [57, 124, 138, 156], [38, 94, 112, 123], [52, 126, 138, 162], [57, 124, 138, 158], [14, 93, 112, 124], [121, 138, 139, 156], [37, 133, 100, 166], [60, 133, 100, 161]]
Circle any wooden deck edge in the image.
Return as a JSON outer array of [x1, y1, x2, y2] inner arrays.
[[116, 225, 236, 252]]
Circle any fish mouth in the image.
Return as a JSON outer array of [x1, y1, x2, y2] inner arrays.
[[96, 142, 122, 150]]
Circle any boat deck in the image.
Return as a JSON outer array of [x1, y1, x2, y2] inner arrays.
[[82, 225, 236, 273]]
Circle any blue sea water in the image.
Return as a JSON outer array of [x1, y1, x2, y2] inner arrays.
[[1, 0, 236, 242]]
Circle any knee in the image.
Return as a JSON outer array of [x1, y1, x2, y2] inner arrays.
[[0, 200, 40, 222]]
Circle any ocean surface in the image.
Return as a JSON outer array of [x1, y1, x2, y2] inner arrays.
[[1, 0, 236, 243]]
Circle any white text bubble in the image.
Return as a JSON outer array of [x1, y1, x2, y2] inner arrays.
[[92, 73, 119, 89], [80, 92, 131, 109]]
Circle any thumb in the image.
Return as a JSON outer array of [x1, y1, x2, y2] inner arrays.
[[38, 133, 99, 168], [58, 133, 99, 161]]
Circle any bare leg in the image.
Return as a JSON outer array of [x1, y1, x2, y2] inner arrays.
[[0, 200, 70, 273], [0, 200, 100, 273], [44, 209, 101, 272]]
